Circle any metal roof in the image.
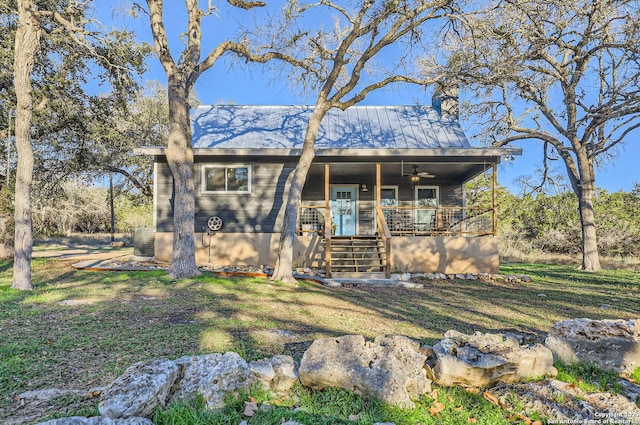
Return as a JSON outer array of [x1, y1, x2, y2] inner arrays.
[[191, 105, 471, 150]]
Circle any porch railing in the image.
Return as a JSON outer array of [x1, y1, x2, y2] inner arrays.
[[380, 206, 495, 236], [297, 204, 496, 237], [375, 203, 392, 278], [297, 205, 327, 235]]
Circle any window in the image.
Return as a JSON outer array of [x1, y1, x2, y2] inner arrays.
[[380, 187, 398, 207], [202, 165, 251, 193], [415, 186, 438, 207], [377, 186, 399, 229]]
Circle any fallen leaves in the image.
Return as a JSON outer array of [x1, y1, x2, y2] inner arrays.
[[483, 390, 503, 407], [485, 390, 541, 425], [243, 400, 258, 417], [429, 401, 446, 417]]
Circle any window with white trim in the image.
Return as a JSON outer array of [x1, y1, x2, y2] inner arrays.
[[202, 165, 251, 193]]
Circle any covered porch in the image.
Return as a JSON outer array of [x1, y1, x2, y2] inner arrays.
[[296, 155, 502, 278]]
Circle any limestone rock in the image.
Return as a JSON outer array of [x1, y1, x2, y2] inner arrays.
[[298, 334, 431, 408], [491, 380, 640, 424], [545, 318, 640, 373], [249, 358, 276, 382], [433, 330, 556, 387], [98, 358, 179, 419], [270, 355, 299, 392], [250, 355, 299, 392], [35, 417, 154, 425], [170, 352, 253, 409]]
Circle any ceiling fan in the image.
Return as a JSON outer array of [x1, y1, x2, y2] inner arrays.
[[404, 165, 435, 182]]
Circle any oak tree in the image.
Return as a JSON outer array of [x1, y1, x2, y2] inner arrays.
[[445, 0, 640, 270], [137, 0, 272, 279], [8, 0, 146, 289], [236, 0, 456, 283]]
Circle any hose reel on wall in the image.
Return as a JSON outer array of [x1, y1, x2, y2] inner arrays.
[[202, 216, 223, 263]]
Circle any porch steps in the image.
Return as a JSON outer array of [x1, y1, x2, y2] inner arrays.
[[328, 236, 387, 276]]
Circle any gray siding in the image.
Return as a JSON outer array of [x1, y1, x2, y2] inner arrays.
[[155, 159, 174, 233], [155, 158, 464, 234], [156, 158, 295, 233]]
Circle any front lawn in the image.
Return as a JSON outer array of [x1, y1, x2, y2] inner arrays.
[[1, 258, 638, 424]]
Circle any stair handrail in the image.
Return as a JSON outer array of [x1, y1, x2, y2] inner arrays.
[[375, 204, 392, 278]]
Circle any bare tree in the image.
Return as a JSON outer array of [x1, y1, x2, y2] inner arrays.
[[234, 0, 455, 283], [136, 0, 274, 279], [446, 0, 640, 271]]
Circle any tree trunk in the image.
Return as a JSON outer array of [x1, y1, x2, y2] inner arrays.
[[270, 106, 328, 284], [165, 79, 201, 279], [577, 161, 602, 271], [11, 0, 41, 291]]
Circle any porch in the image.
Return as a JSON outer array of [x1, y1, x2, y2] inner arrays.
[[297, 162, 499, 278]]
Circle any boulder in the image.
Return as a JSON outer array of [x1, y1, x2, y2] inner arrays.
[[170, 352, 254, 409], [249, 358, 276, 382], [98, 358, 179, 419], [298, 334, 431, 408], [35, 417, 153, 425], [545, 318, 640, 374], [269, 355, 299, 392], [432, 330, 556, 387], [250, 355, 299, 392]]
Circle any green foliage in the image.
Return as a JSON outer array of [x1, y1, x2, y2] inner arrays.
[[1, 2, 151, 199], [555, 361, 623, 394], [114, 195, 153, 233], [466, 175, 640, 258]]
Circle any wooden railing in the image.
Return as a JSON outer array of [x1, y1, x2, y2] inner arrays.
[[297, 205, 327, 235], [375, 204, 392, 278], [380, 205, 495, 236], [297, 205, 496, 237]]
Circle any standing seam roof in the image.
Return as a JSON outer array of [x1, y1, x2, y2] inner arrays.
[[191, 105, 471, 150]]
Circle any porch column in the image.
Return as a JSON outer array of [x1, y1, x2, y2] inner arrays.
[[325, 163, 331, 278], [376, 163, 391, 278], [376, 163, 381, 209], [492, 163, 498, 236]]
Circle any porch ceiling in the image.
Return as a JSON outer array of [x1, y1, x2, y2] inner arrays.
[[308, 161, 491, 182]]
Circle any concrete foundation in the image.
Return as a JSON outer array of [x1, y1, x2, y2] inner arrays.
[[153, 232, 499, 274]]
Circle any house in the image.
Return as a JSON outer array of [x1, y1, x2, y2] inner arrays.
[[138, 102, 520, 277]]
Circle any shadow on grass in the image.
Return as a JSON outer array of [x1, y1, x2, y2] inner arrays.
[[2, 259, 640, 423], [0, 259, 12, 275]]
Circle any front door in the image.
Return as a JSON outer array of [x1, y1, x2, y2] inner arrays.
[[331, 186, 357, 236]]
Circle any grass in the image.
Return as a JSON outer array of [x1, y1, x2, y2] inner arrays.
[[1, 255, 639, 424], [555, 361, 623, 394], [153, 385, 517, 425]]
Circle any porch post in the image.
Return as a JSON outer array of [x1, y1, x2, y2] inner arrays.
[[492, 163, 498, 236], [376, 163, 391, 278], [376, 163, 381, 208], [325, 163, 331, 278]]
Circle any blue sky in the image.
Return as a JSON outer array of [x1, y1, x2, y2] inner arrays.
[[97, 1, 639, 194]]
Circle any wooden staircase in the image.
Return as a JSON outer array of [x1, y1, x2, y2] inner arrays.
[[327, 236, 388, 278]]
